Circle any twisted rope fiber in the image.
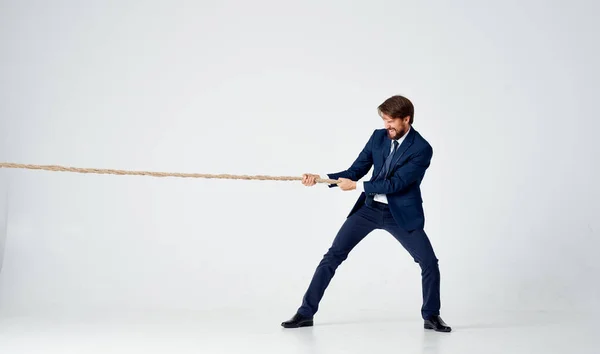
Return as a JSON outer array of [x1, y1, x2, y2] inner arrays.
[[0, 162, 340, 184]]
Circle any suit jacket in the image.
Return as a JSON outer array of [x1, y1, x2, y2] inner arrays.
[[327, 127, 433, 231]]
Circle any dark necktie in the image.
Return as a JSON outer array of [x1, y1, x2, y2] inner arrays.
[[373, 140, 399, 181]]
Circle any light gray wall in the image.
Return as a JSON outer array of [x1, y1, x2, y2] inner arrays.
[[0, 0, 599, 317], [0, 175, 7, 273], [0, 91, 8, 272]]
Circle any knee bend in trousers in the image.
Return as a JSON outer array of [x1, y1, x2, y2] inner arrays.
[[418, 257, 439, 272], [319, 249, 349, 268]]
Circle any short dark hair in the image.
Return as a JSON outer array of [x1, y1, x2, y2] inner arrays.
[[377, 95, 414, 124]]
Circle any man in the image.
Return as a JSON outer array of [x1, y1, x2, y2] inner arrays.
[[281, 95, 451, 332]]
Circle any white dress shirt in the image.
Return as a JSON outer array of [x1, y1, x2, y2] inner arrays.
[[325, 127, 409, 204]]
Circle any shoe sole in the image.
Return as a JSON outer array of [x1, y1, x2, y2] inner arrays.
[[424, 324, 451, 332], [282, 321, 313, 328]]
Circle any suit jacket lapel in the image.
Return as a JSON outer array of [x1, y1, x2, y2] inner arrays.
[[382, 138, 391, 161], [371, 137, 391, 180]]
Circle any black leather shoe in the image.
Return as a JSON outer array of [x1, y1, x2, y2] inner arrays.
[[424, 315, 451, 332], [281, 313, 314, 328]]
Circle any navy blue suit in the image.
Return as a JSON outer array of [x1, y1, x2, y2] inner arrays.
[[297, 127, 442, 320]]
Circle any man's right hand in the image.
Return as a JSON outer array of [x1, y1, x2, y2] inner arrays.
[[302, 173, 320, 186]]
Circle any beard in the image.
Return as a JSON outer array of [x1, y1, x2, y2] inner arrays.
[[387, 127, 406, 140]]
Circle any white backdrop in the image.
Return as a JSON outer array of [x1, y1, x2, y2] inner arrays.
[[1, 0, 599, 322]]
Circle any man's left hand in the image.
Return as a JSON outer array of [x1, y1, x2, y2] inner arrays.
[[337, 178, 356, 191]]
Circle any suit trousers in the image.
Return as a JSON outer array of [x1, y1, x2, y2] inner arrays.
[[297, 200, 441, 320]]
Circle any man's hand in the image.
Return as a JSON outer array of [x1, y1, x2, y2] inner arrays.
[[302, 173, 320, 186], [337, 178, 357, 191]]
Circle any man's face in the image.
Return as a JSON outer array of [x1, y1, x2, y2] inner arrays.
[[381, 113, 410, 140]]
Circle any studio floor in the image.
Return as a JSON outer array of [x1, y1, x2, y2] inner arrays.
[[0, 309, 595, 353]]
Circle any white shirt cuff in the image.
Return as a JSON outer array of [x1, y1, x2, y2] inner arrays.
[[356, 181, 364, 192]]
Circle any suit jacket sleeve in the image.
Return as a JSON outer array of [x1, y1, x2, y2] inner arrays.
[[325, 130, 376, 188], [363, 144, 433, 195]]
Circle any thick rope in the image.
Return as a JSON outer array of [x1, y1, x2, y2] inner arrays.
[[0, 162, 340, 184]]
